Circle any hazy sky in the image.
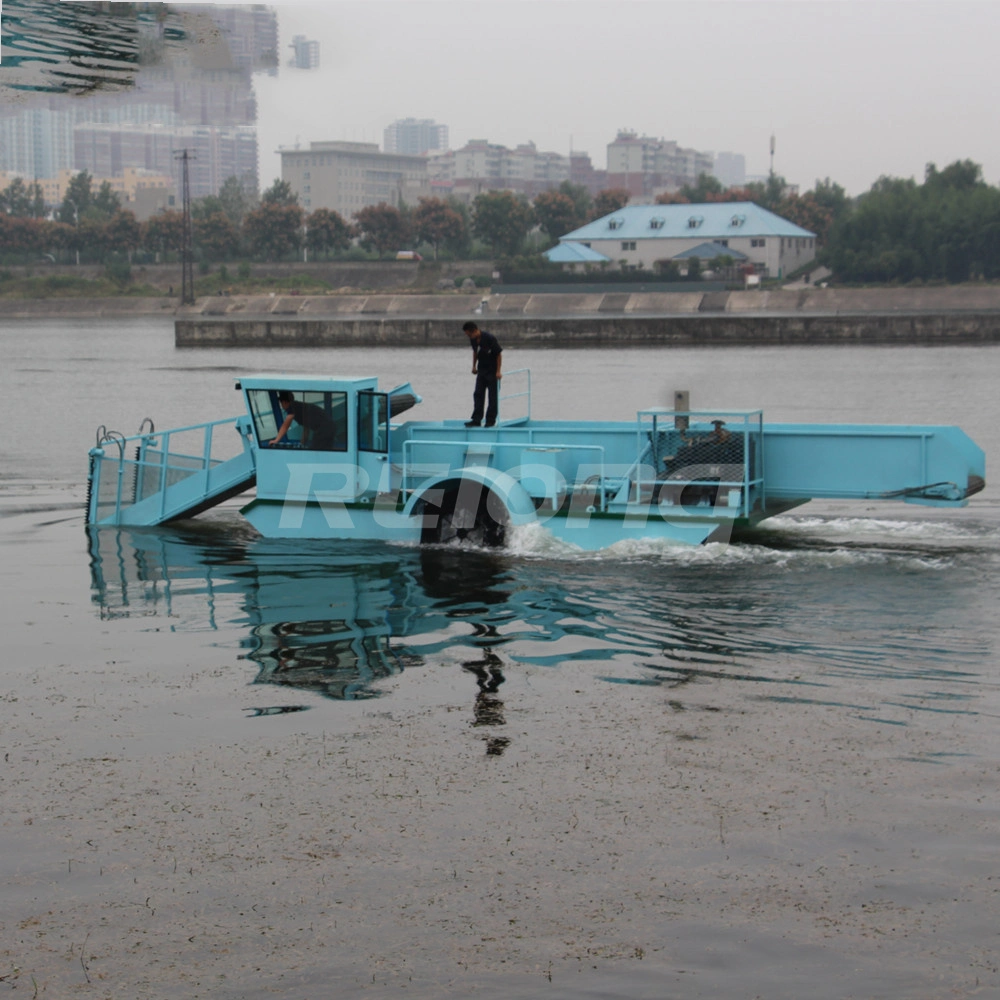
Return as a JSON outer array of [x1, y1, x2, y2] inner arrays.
[[253, 0, 1000, 196]]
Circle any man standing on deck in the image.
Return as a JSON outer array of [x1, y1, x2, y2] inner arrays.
[[462, 321, 503, 427]]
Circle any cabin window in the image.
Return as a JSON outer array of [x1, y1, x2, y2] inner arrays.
[[247, 389, 348, 451], [357, 391, 389, 453]]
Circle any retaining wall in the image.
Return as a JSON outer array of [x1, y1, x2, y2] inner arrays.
[[175, 311, 1000, 348]]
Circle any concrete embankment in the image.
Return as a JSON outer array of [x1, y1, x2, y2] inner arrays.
[[174, 286, 1000, 347]]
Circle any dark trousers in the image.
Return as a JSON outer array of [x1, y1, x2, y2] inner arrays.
[[472, 371, 499, 425]]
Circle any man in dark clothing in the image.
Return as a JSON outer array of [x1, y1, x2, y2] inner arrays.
[[462, 321, 503, 427], [270, 391, 337, 450]]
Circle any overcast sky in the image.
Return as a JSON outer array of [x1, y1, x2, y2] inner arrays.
[[252, 0, 1000, 196]]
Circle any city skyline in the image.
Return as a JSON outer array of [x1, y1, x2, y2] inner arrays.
[[254, 0, 1000, 198]]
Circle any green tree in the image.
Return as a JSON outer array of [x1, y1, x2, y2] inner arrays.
[[810, 178, 850, 222], [354, 202, 409, 258], [305, 208, 352, 257], [592, 188, 631, 219], [821, 160, 1000, 284], [218, 174, 256, 229], [472, 190, 534, 256], [412, 197, 465, 259], [532, 190, 579, 243], [925, 160, 983, 192], [742, 173, 788, 213], [192, 194, 225, 221], [194, 211, 240, 260], [244, 201, 304, 260], [105, 210, 141, 257], [0, 215, 52, 256], [679, 173, 725, 202], [142, 210, 186, 256], [776, 192, 834, 244], [90, 181, 122, 220], [261, 178, 298, 206], [0, 177, 44, 217], [57, 171, 93, 224], [557, 180, 592, 226]]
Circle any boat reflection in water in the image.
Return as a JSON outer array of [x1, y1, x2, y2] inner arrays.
[[88, 527, 503, 695], [88, 526, 536, 751], [88, 519, 988, 736]]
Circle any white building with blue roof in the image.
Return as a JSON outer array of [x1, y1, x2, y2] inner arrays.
[[549, 202, 816, 278]]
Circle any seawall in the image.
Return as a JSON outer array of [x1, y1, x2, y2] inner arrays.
[[174, 287, 1000, 347]]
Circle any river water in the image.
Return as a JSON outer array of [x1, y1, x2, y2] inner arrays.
[[1, 317, 999, 999]]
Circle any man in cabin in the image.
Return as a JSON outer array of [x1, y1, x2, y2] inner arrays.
[[270, 390, 337, 450], [462, 321, 503, 428]]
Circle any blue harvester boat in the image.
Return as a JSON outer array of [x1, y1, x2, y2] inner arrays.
[[86, 370, 986, 549]]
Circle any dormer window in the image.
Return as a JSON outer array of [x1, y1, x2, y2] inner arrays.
[[649, 216, 665, 230], [687, 215, 703, 229], [730, 213, 746, 227], [608, 217, 625, 230]]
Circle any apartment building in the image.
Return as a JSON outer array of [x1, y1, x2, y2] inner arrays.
[[279, 141, 430, 217]]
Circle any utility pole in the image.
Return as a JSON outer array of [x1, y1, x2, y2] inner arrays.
[[174, 148, 195, 305]]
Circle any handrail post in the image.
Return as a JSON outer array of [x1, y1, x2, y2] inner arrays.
[[203, 423, 214, 496], [159, 430, 170, 521]]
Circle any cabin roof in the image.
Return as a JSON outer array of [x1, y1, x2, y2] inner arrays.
[[238, 374, 378, 391]]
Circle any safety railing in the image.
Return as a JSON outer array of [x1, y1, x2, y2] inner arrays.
[[88, 416, 246, 524], [498, 368, 531, 424], [632, 409, 765, 519]]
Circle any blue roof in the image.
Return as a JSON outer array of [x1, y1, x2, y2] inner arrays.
[[544, 241, 611, 264], [673, 241, 748, 261], [561, 201, 815, 242]]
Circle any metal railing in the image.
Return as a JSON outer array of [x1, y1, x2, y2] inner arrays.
[[89, 416, 245, 524], [498, 368, 531, 424], [632, 409, 765, 518]]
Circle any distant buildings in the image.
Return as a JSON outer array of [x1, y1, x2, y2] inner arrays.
[[383, 118, 448, 157], [274, 127, 751, 214], [606, 130, 715, 199], [549, 202, 817, 278], [289, 35, 320, 70], [279, 141, 430, 216], [427, 140, 569, 201], [713, 152, 746, 189], [569, 151, 608, 197]]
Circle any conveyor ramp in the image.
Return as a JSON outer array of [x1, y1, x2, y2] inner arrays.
[[87, 416, 256, 527]]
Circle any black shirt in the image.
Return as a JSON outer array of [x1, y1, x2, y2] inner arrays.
[[473, 330, 503, 376], [288, 400, 336, 449]]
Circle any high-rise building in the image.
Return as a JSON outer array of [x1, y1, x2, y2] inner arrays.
[[74, 123, 258, 201], [289, 35, 320, 70], [383, 118, 449, 157]]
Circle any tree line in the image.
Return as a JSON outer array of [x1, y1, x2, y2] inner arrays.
[[3, 160, 999, 284], [0, 171, 640, 266]]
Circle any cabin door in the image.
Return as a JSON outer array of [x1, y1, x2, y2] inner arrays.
[[357, 391, 390, 495]]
